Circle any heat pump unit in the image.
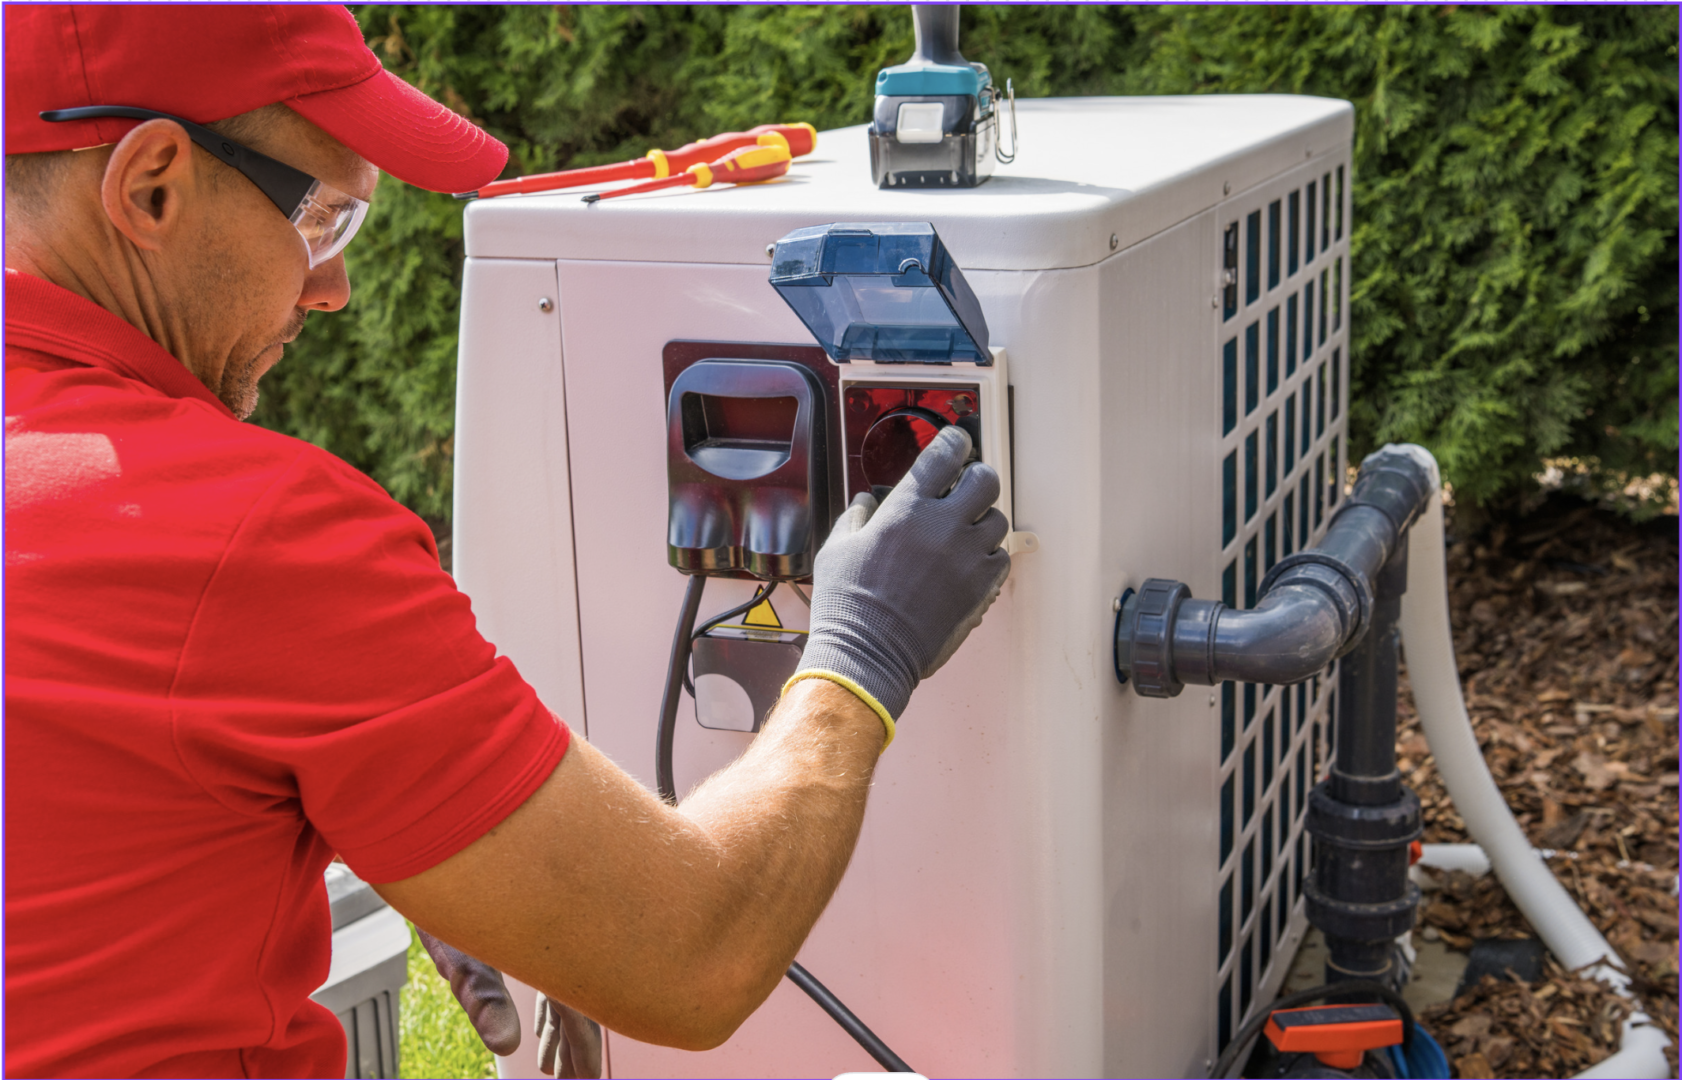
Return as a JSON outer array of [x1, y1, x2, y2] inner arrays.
[[454, 94, 1353, 1079]]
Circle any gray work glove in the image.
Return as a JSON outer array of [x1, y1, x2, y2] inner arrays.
[[791, 425, 1010, 738], [414, 927, 522, 1057], [534, 992, 604, 1078]]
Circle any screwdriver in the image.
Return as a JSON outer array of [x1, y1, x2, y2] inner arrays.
[[456, 122, 815, 200], [581, 141, 792, 204]]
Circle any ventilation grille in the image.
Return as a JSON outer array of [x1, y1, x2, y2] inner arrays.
[[1214, 160, 1350, 1054]]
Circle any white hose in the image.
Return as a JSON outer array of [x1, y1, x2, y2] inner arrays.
[[1396, 448, 1672, 1080]]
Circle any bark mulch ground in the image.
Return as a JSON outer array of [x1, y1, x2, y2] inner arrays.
[[1393, 495, 1678, 1078]]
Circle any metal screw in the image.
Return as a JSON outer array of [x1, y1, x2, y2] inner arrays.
[[1211, 294, 1220, 309], [1109, 233, 1119, 251], [537, 297, 554, 313], [1223, 181, 1231, 196], [765, 242, 776, 258], [949, 393, 977, 417], [1209, 693, 1217, 707], [1113, 597, 1122, 612]]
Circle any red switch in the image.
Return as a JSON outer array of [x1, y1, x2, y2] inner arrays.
[[1263, 1002, 1404, 1071]]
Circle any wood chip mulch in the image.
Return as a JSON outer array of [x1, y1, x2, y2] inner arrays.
[[1393, 496, 1679, 1078]]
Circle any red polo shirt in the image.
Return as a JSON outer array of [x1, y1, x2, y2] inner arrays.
[[4, 269, 570, 1078]]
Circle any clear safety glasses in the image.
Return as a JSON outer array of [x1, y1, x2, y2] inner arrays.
[[40, 105, 369, 268]]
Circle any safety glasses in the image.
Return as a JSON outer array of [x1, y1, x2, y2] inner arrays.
[[40, 105, 369, 269]]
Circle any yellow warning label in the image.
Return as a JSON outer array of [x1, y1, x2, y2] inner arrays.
[[743, 596, 782, 629]]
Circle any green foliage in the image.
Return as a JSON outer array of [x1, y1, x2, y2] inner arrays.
[[1119, 5, 1679, 510], [400, 922, 495, 1079], [256, 5, 1677, 521]]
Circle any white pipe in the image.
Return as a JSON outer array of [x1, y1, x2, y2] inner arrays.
[[1416, 842, 1491, 877], [1397, 457, 1672, 1080]]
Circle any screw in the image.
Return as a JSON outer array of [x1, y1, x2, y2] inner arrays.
[[949, 393, 977, 416], [1210, 693, 1218, 707], [1112, 597, 1122, 612], [1211, 294, 1220, 309], [1223, 181, 1231, 196], [1109, 233, 1119, 251], [537, 297, 554, 313], [765, 242, 776, 258]]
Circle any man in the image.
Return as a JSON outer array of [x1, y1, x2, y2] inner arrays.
[[4, 6, 1011, 1078]]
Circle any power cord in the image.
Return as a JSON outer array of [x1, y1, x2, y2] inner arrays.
[[680, 581, 779, 698], [786, 960, 913, 1073], [654, 575, 917, 1075], [655, 575, 707, 805]]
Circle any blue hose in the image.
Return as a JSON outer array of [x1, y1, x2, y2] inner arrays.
[[1386, 1022, 1450, 1079]]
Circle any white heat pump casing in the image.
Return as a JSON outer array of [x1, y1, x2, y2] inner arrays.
[[454, 97, 1354, 1079]]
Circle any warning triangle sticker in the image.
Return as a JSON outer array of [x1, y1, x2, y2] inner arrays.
[[743, 596, 782, 629]]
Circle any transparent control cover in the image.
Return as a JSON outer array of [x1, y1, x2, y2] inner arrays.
[[769, 222, 991, 364]]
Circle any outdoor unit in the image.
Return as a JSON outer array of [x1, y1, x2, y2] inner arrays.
[[453, 96, 1353, 1079]]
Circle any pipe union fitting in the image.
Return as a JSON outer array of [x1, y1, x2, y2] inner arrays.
[[1114, 579, 1191, 697]]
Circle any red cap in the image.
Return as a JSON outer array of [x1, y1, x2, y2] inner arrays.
[[5, 4, 507, 194]]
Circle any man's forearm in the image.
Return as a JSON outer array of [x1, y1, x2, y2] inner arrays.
[[669, 677, 883, 1002], [375, 678, 884, 1050]]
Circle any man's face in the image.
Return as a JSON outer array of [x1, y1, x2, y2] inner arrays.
[[171, 108, 377, 418]]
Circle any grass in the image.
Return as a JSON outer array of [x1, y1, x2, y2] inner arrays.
[[399, 922, 497, 1079]]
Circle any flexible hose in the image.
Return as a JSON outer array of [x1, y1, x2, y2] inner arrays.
[[656, 575, 707, 804], [655, 575, 917, 1074], [786, 961, 914, 1074], [1400, 481, 1671, 1080]]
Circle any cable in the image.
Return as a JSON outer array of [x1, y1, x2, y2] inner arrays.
[[681, 581, 779, 697], [1208, 978, 1415, 1080], [785, 961, 914, 1074], [656, 575, 707, 804], [656, 574, 915, 1074]]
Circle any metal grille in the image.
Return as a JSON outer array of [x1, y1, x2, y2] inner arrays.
[[1214, 158, 1351, 1055]]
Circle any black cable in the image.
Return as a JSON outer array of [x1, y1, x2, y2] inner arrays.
[[655, 575, 913, 1072], [785, 961, 914, 1074], [681, 581, 778, 697], [655, 574, 707, 804], [1208, 977, 1415, 1080]]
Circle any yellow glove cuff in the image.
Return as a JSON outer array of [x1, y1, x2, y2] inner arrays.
[[782, 670, 896, 753]]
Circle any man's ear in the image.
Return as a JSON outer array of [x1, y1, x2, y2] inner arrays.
[[99, 119, 199, 254]]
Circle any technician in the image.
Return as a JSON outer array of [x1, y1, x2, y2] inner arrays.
[[4, 5, 1011, 1078]]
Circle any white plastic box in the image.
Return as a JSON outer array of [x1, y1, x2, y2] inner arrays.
[[454, 96, 1353, 1078]]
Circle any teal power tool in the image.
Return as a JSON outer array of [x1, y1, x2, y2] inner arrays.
[[868, 5, 1016, 188]]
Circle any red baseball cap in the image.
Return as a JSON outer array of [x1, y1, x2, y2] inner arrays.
[[5, 4, 507, 194]]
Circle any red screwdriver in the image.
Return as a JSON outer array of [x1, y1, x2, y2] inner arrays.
[[456, 122, 815, 200], [581, 141, 792, 204]]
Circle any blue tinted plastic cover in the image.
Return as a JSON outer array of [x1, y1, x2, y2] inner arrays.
[[769, 222, 991, 365]]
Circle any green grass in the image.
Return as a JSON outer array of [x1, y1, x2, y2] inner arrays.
[[399, 923, 497, 1079]]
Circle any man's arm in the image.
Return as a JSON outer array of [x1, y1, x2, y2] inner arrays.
[[376, 426, 1009, 1051], [375, 677, 883, 1051]]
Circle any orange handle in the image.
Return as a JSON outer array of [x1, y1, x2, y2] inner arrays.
[[665, 123, 817, 170], [582, 143, 791, 204], [708, 142, 794, 183]]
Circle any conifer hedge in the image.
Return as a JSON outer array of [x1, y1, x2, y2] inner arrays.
[[254, 5, 1678, 522]]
